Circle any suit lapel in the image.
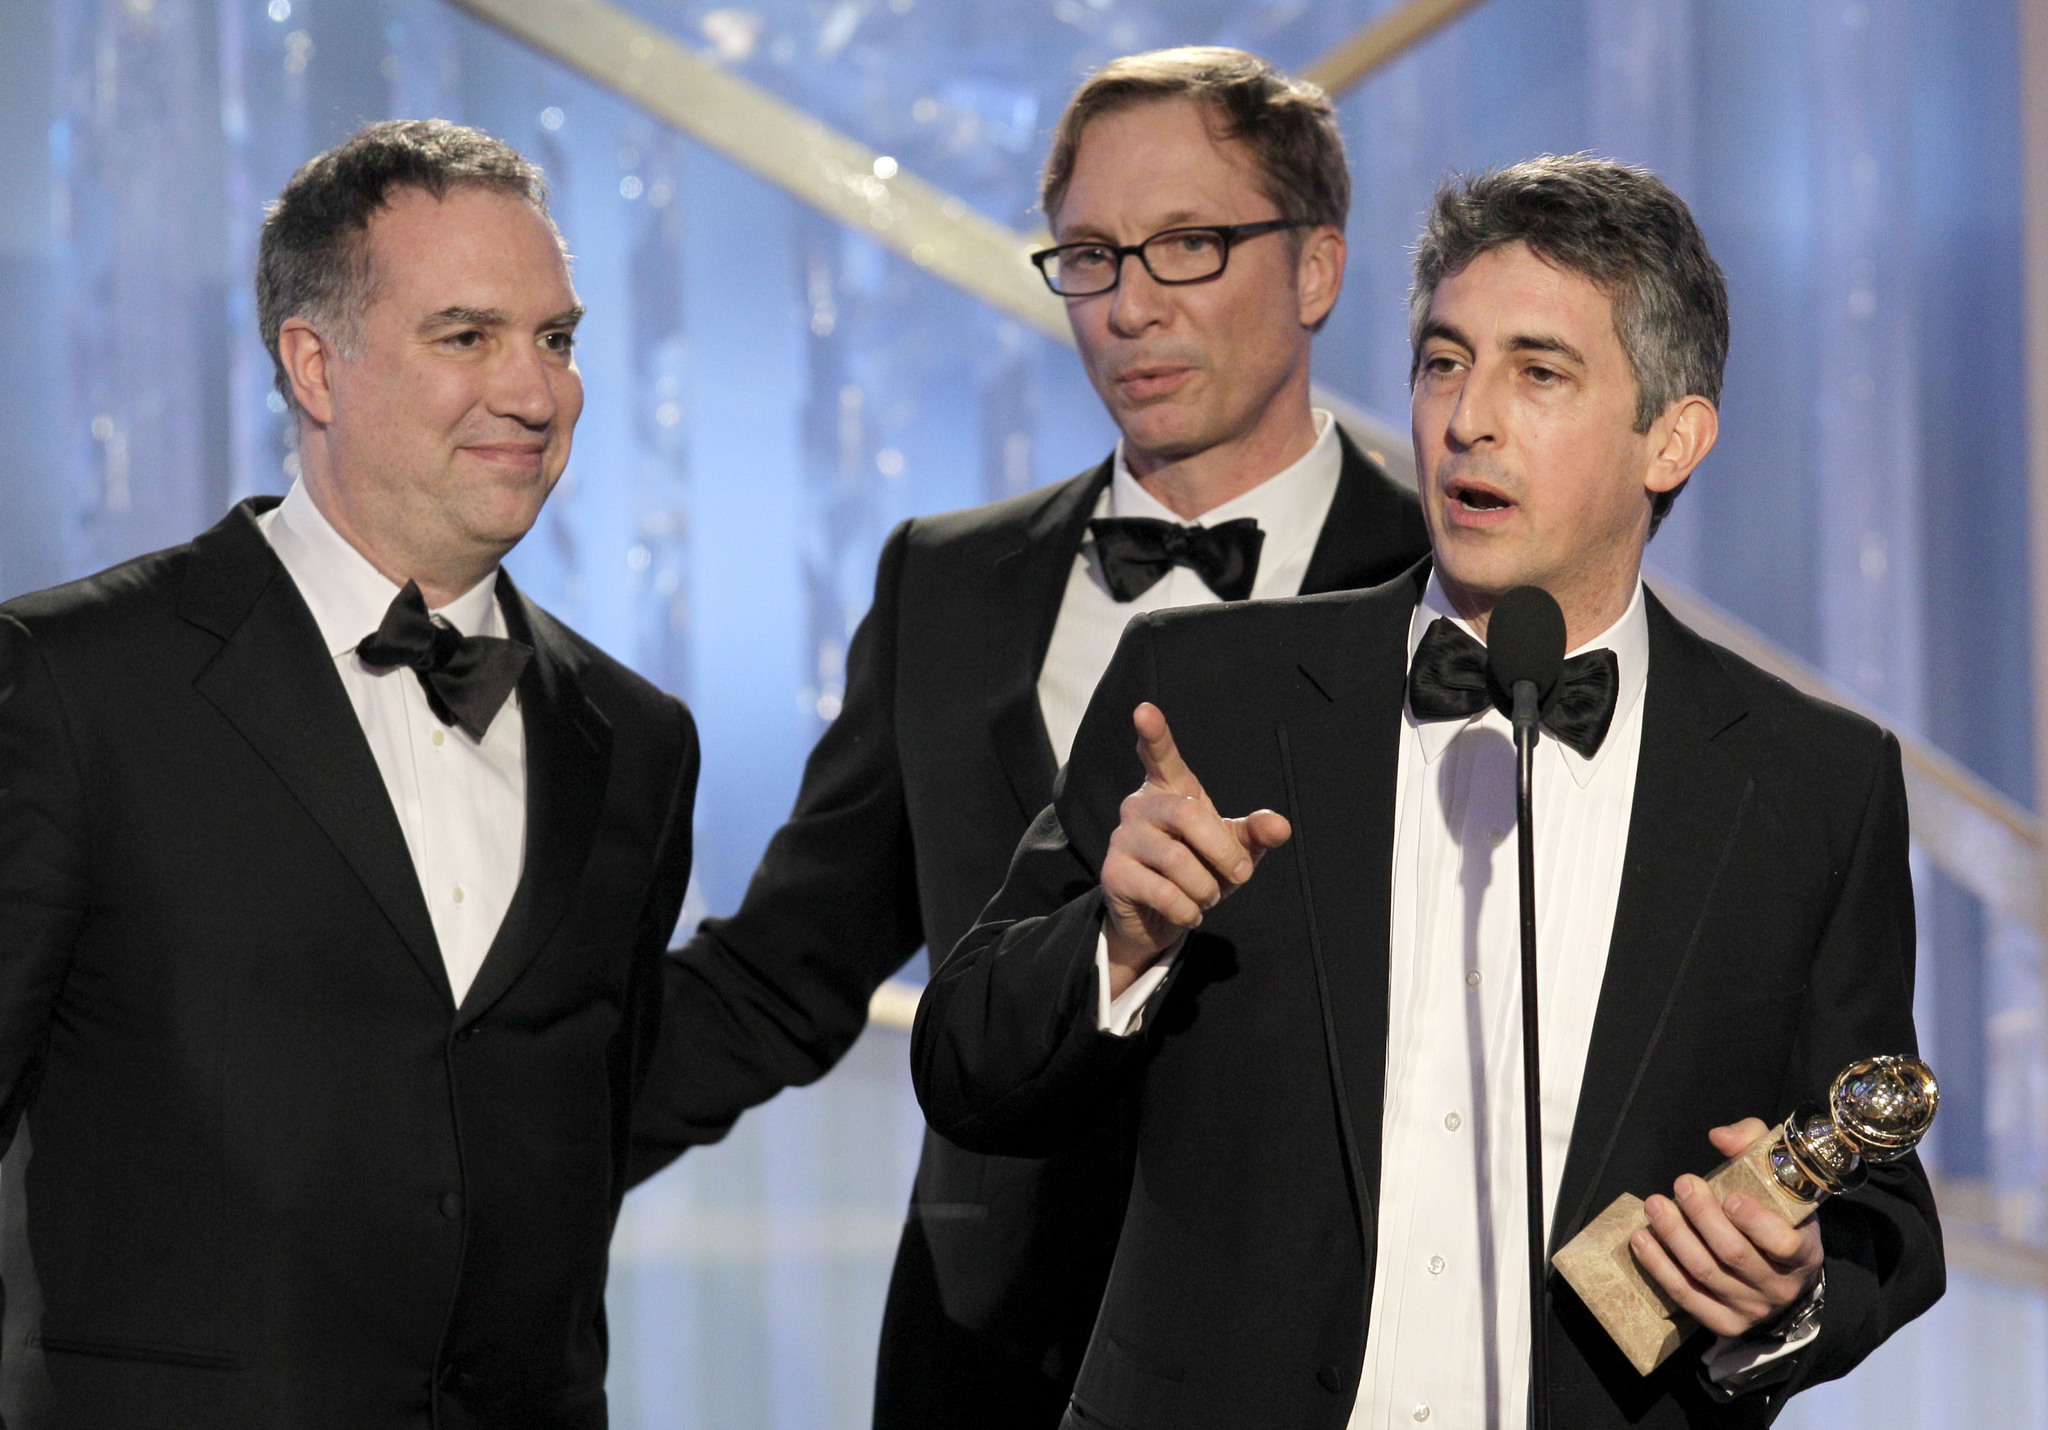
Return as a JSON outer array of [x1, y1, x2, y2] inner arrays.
[[983, 461, 1113, 822], [1299, 431, 1428, 597], [183, 500, 452, 1004], [1276, 573, 1425, 1251], [453, 577, 613, 1027], [1550, 593, 1755, 1251]]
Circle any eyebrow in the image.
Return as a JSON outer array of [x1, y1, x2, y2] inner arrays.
[[420, 306, 508, 333], [417, 304, 586, 334], [1418, 317, 1471, 352], [1417, 318, 1587, 368], [1505, 332, 1587, 366], [1055, 211, 1213, 244]]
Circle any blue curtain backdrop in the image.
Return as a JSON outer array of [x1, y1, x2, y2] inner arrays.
[[0, 0, 2040, 1424]]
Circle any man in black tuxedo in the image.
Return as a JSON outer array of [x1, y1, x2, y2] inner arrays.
[[913, 156, 1942, 1428], [0, 121, 697, 1428], [631, 48, 1425, 1428]]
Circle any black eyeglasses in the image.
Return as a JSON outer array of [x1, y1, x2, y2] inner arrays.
[[1031, 219, 1310, 297]]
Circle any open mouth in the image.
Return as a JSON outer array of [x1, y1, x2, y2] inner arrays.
[[1448, 478, 1514, 512], [1441, 474, 1518, 527]]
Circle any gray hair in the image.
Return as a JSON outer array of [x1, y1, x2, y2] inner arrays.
[[257, 119, 559, 413], [1409, 155, 1729, 531]]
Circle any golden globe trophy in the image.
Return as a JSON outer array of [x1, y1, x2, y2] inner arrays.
[[1551, 1054, 1938, 1375]]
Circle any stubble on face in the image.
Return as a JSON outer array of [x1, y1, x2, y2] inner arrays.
[[313, 184, 584, 595]]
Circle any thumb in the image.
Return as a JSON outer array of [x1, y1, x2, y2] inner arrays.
[[1709, 1118, 1770, 1155], [1230, 809, 1293, 860]]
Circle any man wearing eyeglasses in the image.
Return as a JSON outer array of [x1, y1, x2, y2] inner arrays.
[[630, 46, 1426, 1429]]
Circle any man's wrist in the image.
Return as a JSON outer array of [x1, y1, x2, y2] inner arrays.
[[1701, 1268, 1825, 1398], [1752, 1267, 1825, 1345], [1102, 925, 1172, 998], [1095, 923, 1180, 1037]]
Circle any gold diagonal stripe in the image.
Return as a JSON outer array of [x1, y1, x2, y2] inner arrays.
[[1303, 0, 1501, 95], [443, 0, 1072, 343]]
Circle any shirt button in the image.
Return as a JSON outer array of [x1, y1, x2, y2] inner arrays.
[[431, 728, 446, 747], [1428, 1255, 1446, 1275], [452, 886, 465, 904], [1466, 969, 1482, 987], [439, 1192, 462, 1220], [1444, 1111, 1461, 1132], [1316, 1363, 1343, 1393], [1413, 1406, 1431, 1422]]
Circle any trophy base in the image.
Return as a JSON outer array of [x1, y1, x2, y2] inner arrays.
[[1551, 1123, 1815, 1376]]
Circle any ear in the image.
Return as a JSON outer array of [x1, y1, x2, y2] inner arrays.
[[1644, 394, 1718, 496], [276, 318, 338, 426], [1295, 225, 1346, 329]]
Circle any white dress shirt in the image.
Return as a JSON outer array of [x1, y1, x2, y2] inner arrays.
[[257, 481, 526, 1005], [1036, 408, 1342, 766], [1352, 575, 1648, 1429]]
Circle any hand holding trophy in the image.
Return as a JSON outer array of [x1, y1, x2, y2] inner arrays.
[[1552, 1054, 1939, 1375]]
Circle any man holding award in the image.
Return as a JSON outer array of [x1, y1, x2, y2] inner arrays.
[[912, 155, 1943, 1429]]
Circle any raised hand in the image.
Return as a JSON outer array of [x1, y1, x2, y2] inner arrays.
[[1629, 1118, 1826, 1338], [1099, 702, 1292, 997]]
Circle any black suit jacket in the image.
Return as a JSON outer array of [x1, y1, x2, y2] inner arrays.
[[0, 499, 699, 1430], [913, 566, 1943, 1430], [631, 435, 1427, 1425]]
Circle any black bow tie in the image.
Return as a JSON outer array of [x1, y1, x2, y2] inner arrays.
[[1088, 517, 1265, 603], [1406, 616, 1620, 759], [357, 581, 531, 741]]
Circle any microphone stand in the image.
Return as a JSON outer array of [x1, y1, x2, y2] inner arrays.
[[1510, 678, 1550, 1430]]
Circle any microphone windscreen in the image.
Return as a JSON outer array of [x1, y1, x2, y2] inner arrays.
[[1487, 585, 1567, 702]]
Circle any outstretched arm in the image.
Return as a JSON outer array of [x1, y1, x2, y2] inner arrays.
[[627, 525, 924, 1181]]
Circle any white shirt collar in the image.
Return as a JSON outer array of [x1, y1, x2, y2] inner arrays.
[[1106, 408, 1340, 562], [266, 479, 503, 658], [1404, 570, 1650, 789]]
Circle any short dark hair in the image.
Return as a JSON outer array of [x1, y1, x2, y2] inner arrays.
[[257, 119, 558, 413], [1409, 155, 1729, 532], [1041, 47, 1350, 235]]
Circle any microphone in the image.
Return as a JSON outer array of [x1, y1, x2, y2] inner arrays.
[[1487, 584, 1569, 726], [1486, 584, 1566, 1430]]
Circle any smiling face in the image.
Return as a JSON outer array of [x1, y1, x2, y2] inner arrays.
[[286, 183, 584, 593], [1051, 96, 1341, 484], [1411, 241, 1714, 644]]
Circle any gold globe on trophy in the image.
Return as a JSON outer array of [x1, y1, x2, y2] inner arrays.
[[1551, 1055, 1939, 1375]]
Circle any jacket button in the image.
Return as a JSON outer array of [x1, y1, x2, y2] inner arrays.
[[1317, 1363, 1344, 1393], [439, 1192, 462, 1220]]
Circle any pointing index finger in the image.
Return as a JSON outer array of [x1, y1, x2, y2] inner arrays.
[[1132, 702, 1200, 797]]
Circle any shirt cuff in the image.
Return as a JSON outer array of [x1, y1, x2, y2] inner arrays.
[[1702, 1270, 1823, 1395], [1094, 925, 1179, 1037]]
